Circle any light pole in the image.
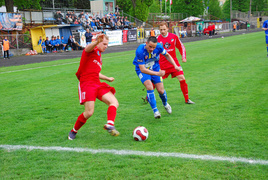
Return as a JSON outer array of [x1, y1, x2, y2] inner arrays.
[[230, 0, 232, 31]]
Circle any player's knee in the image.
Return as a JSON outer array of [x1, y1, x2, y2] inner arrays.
[[177, 75, 185, 81], [84, 109, 94, 118], [110, 101, 119, 108], [157, 89, 165, 94]]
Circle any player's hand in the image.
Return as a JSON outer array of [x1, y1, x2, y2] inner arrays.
[[175, 66, 182, 72], [158, 70, 165, 77], [96, 34, 105, 44], [107, 77, 114, 82], [182, 58, 187, 63]]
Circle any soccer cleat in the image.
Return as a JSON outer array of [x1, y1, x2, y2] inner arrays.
[[164, 103, 172, 114], [185, 99, 195, 104], [154, 111, 161, 119], [103, 124, 120, 136], [68, 130, 77, 140]]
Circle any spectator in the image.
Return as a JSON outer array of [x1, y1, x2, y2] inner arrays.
[[117, 19, 123, 29], [50, 36, 57, 52], [67, 35, 74, 50], [95, 19, 103, 30], [41, 39, 46, 53], [38, 36, 42, 45], [101, 15, 108, 26], [150, 28, 155, 36], [78, 12, 84, 19], [55, 36, 61, 51], [212, 23, 215, 35], [91, 19, 97, 31], [85, 28, 93, 45], [74, 19, 79, 24], [45, 36, 52, 52], [208, 23, 213, 38], [60, 36, 67, 51], [109, 19, 117, 30], [115, 5, 120, 13], [2, 36, 10, 59], [233, 23, 236, 32], [85, 12, 89, 20]]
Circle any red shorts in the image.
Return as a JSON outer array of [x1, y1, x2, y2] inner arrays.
[[78, 81, 116, 104], [162, 67, 184, 79]]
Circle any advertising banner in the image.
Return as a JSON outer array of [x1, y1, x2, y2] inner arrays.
[[123, 30, 128, 43], [106, 30, 123, 46], [127, 29, 137, 42], [0, 13, 23, 31]]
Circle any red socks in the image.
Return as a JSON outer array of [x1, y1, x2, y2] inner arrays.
[[73, 105, 117, 132], [180, 80, 189, 102], [107, 105, 117, 126], [73, 113, 88, 132]]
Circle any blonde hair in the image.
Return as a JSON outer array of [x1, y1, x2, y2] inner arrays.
[[159, 22, 168, 28]]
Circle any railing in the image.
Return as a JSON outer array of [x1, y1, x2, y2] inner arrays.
[[0, 34, 31, 49], [148, 13, 188, 22]]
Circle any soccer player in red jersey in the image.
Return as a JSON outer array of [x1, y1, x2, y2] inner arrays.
[[68, 34, 120, 140], [157, 22, 194, 104]]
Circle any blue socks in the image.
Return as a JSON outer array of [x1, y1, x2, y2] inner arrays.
[[267, 46, 268, 53], [147, 90, 158, 113], [159, 90, 168, 106]]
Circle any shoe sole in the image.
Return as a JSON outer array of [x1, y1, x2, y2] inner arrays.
[[68, 136, 74, 140]]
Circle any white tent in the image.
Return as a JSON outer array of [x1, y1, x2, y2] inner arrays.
[[180, 16, 202, 23]]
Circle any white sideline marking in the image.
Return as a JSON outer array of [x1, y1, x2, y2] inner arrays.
[[0, 61, 79, 74], [0, 54, 128, 75], [1, 145, 267, 165]]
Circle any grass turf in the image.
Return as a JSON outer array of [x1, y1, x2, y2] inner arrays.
[[0, 32, 267, 179]]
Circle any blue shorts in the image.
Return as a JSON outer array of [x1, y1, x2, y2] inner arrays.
[[136, 69, 163, 84], [266, 34, 268, 44]]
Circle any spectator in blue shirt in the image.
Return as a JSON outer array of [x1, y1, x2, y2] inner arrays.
[[85, 28, 93, 45]]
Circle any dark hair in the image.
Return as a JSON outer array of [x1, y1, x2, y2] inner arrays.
[[147, 36, 157, 43]]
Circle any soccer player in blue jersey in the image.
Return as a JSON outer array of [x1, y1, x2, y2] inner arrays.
[[262, 20, 268, 57], [133, 36, 182, 118]]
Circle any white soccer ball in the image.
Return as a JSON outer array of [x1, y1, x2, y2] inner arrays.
[[133, 126, 149, 141]]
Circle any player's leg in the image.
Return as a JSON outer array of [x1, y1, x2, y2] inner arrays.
[[144, 80, 161, 118], [68, 101, 95, 140], [176, 74, 194, 104], [266, 34, 268, 57], [155, 82, 172, 114], [137, 70, 160, 118], [101, 91, 120, 136]]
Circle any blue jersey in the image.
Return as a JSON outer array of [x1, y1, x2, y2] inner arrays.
[[133, 43, 167, 71], [263, 20, 268, 34]]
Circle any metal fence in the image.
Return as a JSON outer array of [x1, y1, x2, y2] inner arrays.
[[0, 34, 32, 49]]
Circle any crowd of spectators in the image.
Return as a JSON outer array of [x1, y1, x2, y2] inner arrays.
[[54, 10, 133, 31], [38, 35, 84, 53]]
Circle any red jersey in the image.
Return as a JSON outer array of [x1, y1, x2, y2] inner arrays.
[[158, 33, 186, 69], [76, 47, 102, 83]]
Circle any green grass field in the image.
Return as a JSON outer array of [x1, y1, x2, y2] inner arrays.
[[0, 32, 267, 179]]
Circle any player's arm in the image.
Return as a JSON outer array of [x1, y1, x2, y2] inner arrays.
[[99, 73, 114, 82], [85, 34, 105, 53], [139, 64, 165, 76], [175, 36, 187, 62], [164, 53, 182, 71]]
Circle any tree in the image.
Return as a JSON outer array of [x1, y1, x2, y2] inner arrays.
[[149, 0, 161, 13], [5, 0, 14, 12], [171, 0, 204, 17], [207, 0, 223, 20]]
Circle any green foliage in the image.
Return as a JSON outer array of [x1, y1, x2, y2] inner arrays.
[[13, 0, 42, 10], [149, 0, 161, 13], [171, 0, 204, 16], [208, 0, 222, 19], [117, 0, 133, 15], [0, 32, 267, 179], [133, 0, 150, 21]]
